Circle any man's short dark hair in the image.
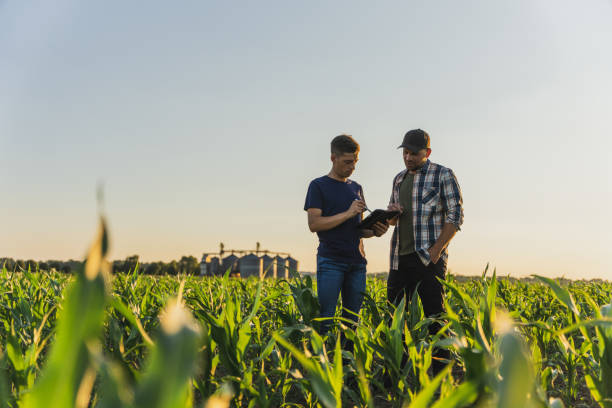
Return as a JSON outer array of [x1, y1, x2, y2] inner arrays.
[[331, 134, 360, 155]]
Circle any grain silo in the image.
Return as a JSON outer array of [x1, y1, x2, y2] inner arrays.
[[200, 254, 220, 276], [199, 254, 209, 276], [261, 255, 276, 278], [207, 256, 220, 276], [286, 256, 299, 276], [221, 254, 239, 276], [239, 254, 263, 278], [275, 255, 289, 279]]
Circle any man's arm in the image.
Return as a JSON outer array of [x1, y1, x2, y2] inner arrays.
[[428, 222, 458, 264], [357, 187, 390, 238], [440, 168, 464, 230], [387, 203, 402, 226], [429, 168, 464, 263], [307, 200, 365, 232], [387, 174, 402, 226]]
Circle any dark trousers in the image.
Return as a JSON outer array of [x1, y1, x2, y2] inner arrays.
[[387, 252, 449, 374]]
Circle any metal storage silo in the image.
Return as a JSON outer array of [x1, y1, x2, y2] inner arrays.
[[200, 254, 220, 276], [221, 254, 239, 276], [207, 256, 220, 276], [200, 254, 210, 276], [261, 255, 276, 278], [275, 255, 289, 279], [239, 254, 262, 278], [286, 256, 299, 276]]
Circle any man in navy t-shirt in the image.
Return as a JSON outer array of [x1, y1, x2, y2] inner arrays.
[[304, 134, 389, 336]]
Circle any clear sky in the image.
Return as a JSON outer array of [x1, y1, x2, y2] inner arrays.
[[2, 1, 611, 280]]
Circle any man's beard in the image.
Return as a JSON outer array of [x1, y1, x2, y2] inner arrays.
[[406, 161, 424, 171]]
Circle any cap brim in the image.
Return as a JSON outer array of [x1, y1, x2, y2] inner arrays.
[[397, 143, 426, 152]]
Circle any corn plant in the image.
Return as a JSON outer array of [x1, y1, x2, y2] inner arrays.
[[2, 218, 612, 407]]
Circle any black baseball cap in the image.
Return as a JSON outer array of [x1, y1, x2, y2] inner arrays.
[[398, 129, 430, 151]]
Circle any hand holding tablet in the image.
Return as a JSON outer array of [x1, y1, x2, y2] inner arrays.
[[357, 209, 400, 229]]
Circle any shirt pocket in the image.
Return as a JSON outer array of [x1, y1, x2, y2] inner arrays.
[[421, 187, 440, 206]]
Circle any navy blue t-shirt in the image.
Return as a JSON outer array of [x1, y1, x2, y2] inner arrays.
[[304, 176, 367, 264]]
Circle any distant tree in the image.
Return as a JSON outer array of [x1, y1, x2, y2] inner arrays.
[[66, 260, 83, 273], [1, 258, 15, 271], [1, 255, 210, 276], [157, 262, 165, 275], [166, 260, 178, 276], [111, 260, 122, 274], [123, 255, 139, 274], [178, 256, 199, 275], [144, 263, 161, 275]]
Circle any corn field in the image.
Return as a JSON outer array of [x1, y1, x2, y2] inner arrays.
[[1, 218, 611, 408]]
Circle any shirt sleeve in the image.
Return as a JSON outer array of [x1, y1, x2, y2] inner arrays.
[[304, 180, 323, 211], [440, 168, 464, 230], [388, 174, 398, 206]]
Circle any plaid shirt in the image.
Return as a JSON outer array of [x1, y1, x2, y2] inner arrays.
[[389, 160, 464, 269]]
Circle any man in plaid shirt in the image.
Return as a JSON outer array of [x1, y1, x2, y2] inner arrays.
[[386, 128, 464, 374]]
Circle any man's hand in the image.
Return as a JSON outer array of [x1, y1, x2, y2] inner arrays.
[[347, 199, 366, 217], [387, 203, 403, 213], [361, 221, 389, 238], [387, 203, 402, 226], [428, 244, 443, 264], [372, 221, 389, 237], [427, 223, 457, 263]]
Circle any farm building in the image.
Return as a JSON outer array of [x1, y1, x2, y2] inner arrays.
[[199, 243, 299, 278]]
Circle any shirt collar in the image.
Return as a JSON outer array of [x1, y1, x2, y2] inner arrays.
[[400, 159, 430, 178], [417, 159, 431, 173], [395, 160, 431, 189]]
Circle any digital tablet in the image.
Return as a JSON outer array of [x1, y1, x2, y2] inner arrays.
[[357, 209, 400, 230]]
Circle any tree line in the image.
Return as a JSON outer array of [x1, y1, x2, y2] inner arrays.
[[0, 255, 201, 276]]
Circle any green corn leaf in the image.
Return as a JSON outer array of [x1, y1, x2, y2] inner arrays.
[[554, 318, 612, 336], [5, 333, 25, 371], [593, 303, 612, 407], [481, 262, 490, 279], [92, 352, 134, 408], [109, 297, 154, 346], [132, 298, 202, 408], [533, 275, 580, 317], [430, 380, 479, 408], [474, 310, 492, 354], [390, 296, 407, 365], [244, 278, 263, 324], [197, 322, 214, 399], [272, 332, 338, 408], [482, 271, 497, 340], [331, 337, 343, 399], [22, 218, 110, 408], [0, 352, 9, 408], [497, 331, 534, 408], [440, 279, 478, 315], [585, 374, 603, 406], [404, 364, 451, 408]]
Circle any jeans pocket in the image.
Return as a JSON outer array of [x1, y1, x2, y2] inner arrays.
[[317, 256, 337, 270], [317, 257, 347, 278]]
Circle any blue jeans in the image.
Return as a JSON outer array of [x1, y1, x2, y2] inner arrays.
[[316, 255, 367, 335]]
